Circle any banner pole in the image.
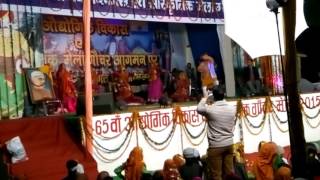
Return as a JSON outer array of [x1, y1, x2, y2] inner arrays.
[[83, 0, 93, 154]]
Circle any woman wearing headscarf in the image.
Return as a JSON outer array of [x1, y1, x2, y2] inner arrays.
[[113, 65, 144, 105], [172, 154, 185, 169], [162, 159, 181, 180], [56, 63, 77, 112], [114, 146, 148, 180], [253, 142, 292, 180], [171, 71, 190, 102], [253, 142, 278, 180]]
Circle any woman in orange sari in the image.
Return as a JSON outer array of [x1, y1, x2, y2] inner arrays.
[[56, 63, 77, 112], [114, 146, 148, 180], [113, 65, 144, 104], [162, 159, 181, 180], [171, 72, 190, 102]]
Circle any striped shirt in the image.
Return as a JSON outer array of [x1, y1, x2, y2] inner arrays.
[[197, 98, 236, 148]]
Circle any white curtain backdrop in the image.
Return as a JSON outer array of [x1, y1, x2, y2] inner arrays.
[[168, 23, 194, 71], [216, 25, 236, 97]]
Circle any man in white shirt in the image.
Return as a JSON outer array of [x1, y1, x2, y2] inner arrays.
[[197, 86, 236, 180]]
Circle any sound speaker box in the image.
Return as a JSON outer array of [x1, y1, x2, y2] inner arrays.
[[77, 92, 115, 115]]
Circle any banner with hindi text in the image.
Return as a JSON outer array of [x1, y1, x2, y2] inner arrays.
[[2, 0, 224, 24], [42, 15, 160, 94]]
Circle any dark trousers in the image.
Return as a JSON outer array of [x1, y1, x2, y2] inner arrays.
[[207, 145, 234, 180]]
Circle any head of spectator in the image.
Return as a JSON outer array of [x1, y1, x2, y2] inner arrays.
[[96, 171, 111, 180], [162, 159, 181, 180], [258, 141, 267, 152], [124, 146, 145, 180], [211, 85, 225, 101], [63, 159, 85, 180], [183, 147, 201, 164], [152, 170, 164, 180], [233, 142, 245, 164], [253, 142, 278, 180], [172, 154, 185, 168]]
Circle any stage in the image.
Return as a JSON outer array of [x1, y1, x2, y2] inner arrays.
[[1, 93, 320, 178], [90, 92, 320, 176]]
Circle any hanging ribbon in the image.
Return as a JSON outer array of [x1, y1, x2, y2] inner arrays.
[[264, 96, 273, 113], [236, 99, 245, 118], [130, 110, 141, 146], [130, 110, 141, 129], [172, 105, 185, 124]]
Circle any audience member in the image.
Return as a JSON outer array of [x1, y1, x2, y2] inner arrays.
[[197, 86, 236, 180], [200, 154, 211, 180], [274, 166, 291, 180], [62, 159, 86, 180], [96, 171, 112, 180], [253, 142, 291, 180], [114, 146, 149, 180], [243, 59, 261, 96], [172, 154, 185, 169], [306, 143, 320, 179], [233, 142, 249, 180], [179, 147, 203, 180], [253, 142, 277, 180], [162, 159, 181, 180]]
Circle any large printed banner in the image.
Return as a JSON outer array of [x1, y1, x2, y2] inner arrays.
[[42, 15, 158, 92], [0, 10, 42, 118], [91, 93, 320, 175], [2, 0, 224, 24]]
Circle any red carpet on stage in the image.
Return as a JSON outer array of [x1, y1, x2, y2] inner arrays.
[[0, 116, 97, 180]]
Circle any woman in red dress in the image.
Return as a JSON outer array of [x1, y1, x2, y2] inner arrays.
[[113, 65, 144, 104], [147, 61, 163, 103], [171, 71, 190, 102], [56, 63, 77, 112]]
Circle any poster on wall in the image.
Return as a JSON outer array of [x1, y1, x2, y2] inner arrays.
[[42, 15, 162, 95]]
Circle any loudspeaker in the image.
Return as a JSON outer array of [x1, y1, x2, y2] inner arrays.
[[77, 93, 115, 115]]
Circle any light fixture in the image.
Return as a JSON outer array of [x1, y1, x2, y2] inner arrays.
[[266, 0, 288, 12]]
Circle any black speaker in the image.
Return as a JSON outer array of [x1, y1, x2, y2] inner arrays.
[[77, 93, 115, 115]]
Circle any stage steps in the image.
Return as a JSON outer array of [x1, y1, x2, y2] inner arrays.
[[0, 116, 97, 180]]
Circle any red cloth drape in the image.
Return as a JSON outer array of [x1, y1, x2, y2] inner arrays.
[[0, 116, 97, 180]]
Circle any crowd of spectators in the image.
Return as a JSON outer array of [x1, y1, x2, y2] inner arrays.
[[61, 141, 320, 180]]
